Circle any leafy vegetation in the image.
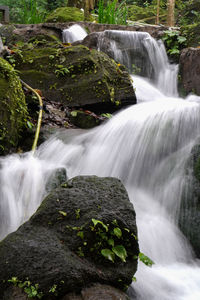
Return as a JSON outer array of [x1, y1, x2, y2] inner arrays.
[[0, 0, 47, 23], [71, 217, 153, 270], [98, 0, 127, 25], [162, 30, 187, 58], [8, 277, 43, 299]]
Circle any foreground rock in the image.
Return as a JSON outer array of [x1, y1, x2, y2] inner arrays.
[[0, 176, 139, 299], [0, 57, 28, 154], [179, 141, 200, 257], [4, 284, 129, 300], [11, 42, 136, 113], [179, 48, 200, 96]]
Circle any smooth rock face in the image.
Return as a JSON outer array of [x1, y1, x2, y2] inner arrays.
[[0, 176, 139, 299], [179, 141, 200, 257], [179, 48, 200, 96]]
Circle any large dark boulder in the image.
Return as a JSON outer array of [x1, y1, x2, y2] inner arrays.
[[179, 141, 200, 257], [0, 176, 139, 299], [179, 48, 200, 96], [11, 42, 136, 113]]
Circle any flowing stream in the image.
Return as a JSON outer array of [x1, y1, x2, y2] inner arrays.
[[1, 27, 200, 299]]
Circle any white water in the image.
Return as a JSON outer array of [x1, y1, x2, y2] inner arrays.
[[98, 30, 178, 96], [62, 24, 88, 43], [1, 30, 200, 299]]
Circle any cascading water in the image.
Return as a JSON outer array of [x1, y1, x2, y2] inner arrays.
[[62, 24, 88, 43], [98, 30, 178, 96], [1, 29, 200, 299]]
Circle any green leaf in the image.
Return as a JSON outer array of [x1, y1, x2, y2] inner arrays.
[[91, 218, 108, 231], [58, 210, 67, 217], [77, 231, 84, 239], [71, 111, 77, 117], [139, 252, 154, 267], [132, 276, 137, 282], [169, 48, 180, 55], [112, 245, 127, 262], [112, 219, 118, 226], [27, 121, 33, 129], [113, 227, 122, 238], [101, 248, 115, 262], [177, 36, 187, 44], [108, 238, 114, 247]]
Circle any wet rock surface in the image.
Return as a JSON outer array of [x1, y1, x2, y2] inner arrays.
[[0, 176, 139, 299], [179, 47, 200, 96]]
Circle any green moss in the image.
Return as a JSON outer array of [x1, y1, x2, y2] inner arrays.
[[45, 7, 84, 23], [0, 58, 28, 154], [11, 42, 134, 113]]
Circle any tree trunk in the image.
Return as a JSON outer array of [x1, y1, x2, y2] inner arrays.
[[156, 0, 160, 25], [84, 0, 94, 20], [167, 0, 175, 27]]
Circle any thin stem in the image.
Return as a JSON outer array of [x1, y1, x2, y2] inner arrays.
[[20, 79, 43, 154]]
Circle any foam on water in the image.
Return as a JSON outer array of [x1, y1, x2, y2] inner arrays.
[[62, 24, 87, 43]]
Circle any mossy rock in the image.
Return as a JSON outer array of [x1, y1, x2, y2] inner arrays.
[[0, 58, 28, 154], [12, 42, 136, 113], [45, 7, 84, 23]]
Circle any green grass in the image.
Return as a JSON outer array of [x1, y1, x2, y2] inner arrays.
[[98, 0, 127, 25]]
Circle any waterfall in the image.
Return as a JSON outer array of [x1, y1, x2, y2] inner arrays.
[[62, 24, 88, 43], [98, 30, 178, 97], [1, 30, 200, 299]]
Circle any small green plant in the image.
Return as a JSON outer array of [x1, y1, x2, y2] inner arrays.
[[98, 0, 127, 25], [55, 64, 70, 77], [101, 113, 113, 119], [8, 277, 43, 299], [49, 284, 57, 295], [138, 252, 154, 267], [75, 208, 81, 219], [162, 30, 187, 57]]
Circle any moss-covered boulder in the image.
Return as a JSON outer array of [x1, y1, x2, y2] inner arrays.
[[11, 42, 136, 113], [0, 58, 28, 154], [0, 176, 139, 299], [46, 7, 84, 23]]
